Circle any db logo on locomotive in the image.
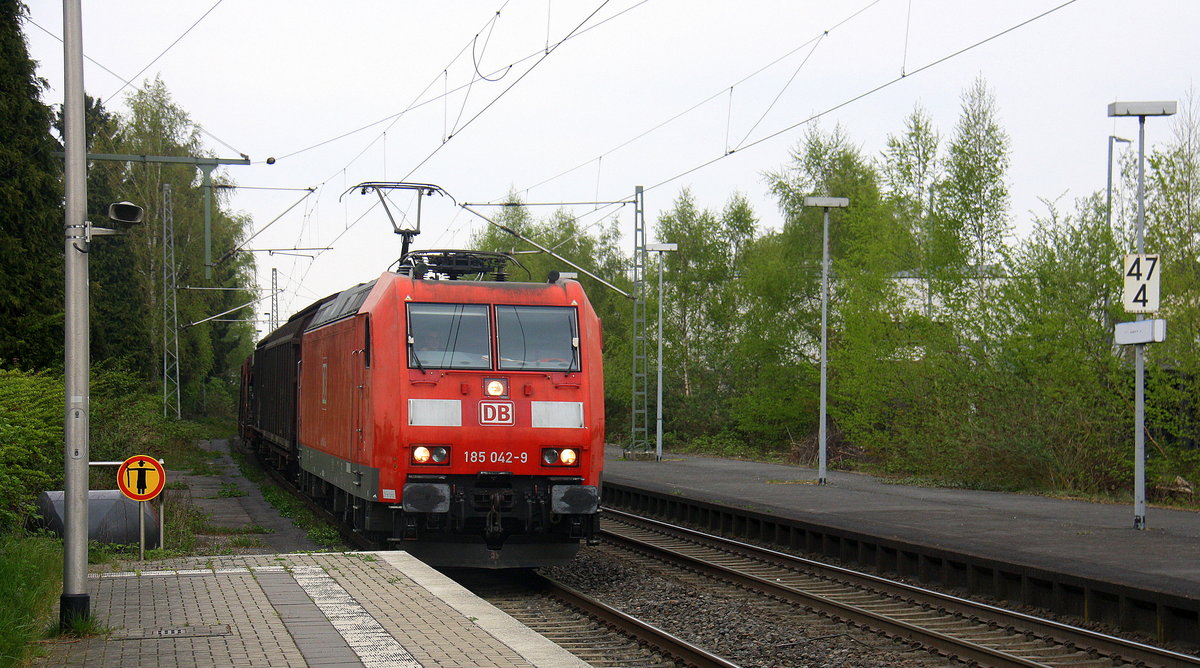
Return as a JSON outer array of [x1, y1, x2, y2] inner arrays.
[[479, 400, 515, 425]]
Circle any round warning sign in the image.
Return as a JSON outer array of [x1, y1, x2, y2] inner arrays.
[[117, 455, 166, 502]]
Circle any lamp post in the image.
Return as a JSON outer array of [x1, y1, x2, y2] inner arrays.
[[1106, 135, 1131, 230], [646, 242, 677, 463], [803, 197, 849, 485], [1108, 100, 1176, 530]]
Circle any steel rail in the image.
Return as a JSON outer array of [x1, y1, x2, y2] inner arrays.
[[537, 573, 742, 668], [602, 508, 1200, 668]]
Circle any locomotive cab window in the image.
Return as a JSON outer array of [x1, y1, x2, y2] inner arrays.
[[496, 305, 580, 371], [407, 303, 491, 369]]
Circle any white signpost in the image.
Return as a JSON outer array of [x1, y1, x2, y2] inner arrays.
[[1117, 253, 1163, 531], [1122, 254, 1160, 313]]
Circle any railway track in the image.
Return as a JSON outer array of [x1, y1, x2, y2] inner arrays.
[[600, 508, 1200, 668], [243, 445, 740, 666], [452, 569, 740, 668]]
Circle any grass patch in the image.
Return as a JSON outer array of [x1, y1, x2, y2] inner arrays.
[[216, 482, 247, 498], [230, 451, 345, 550], [257, 484, 343, 549], [201, 524, 272, 536], [880, 475, 1016, 492], [0, 531, 62, 668], [185, 454, 223, 477], [226, 535, 265, 549], [47, 611, 111, 640]]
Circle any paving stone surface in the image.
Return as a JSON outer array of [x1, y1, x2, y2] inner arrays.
[[32, 439, 587, 667]]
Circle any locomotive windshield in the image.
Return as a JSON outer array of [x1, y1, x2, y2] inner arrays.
[[496, 305, 580, 372], [408, 303, 491, 369]]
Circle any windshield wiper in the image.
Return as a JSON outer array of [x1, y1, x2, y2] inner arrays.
[[408, 337, 427, 374]]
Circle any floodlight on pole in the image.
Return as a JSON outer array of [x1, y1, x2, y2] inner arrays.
[[646, 243, 677, 463], [803, 196, 849, 485], [1108, 100, 1176, 531]]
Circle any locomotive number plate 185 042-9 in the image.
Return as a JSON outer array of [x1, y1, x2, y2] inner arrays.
[[463, 451, 529, 464]]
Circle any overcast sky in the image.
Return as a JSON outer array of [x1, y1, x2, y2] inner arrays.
[[22, 1, 1200, 326]]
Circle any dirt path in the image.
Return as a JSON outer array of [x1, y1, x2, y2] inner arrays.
[[170, 438, 320, 554]]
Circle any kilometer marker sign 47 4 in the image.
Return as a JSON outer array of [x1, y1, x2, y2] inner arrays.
[[1123, 254, 1160, 313]]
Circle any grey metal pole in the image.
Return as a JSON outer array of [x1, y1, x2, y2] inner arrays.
[[202, 165, 215, 279], [159, 495, 165, 549], [819, 207, 829, 485], [139, 501, 146, 562], [1107, 136, 1131, 230], [1134, 115, 1147, 530], [61, 0, 90, 628], [1107, 138, 1115, 228], [655, 254, 665, 463]]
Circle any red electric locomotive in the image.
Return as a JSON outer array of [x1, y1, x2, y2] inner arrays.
[[241, 250, 604, 567]]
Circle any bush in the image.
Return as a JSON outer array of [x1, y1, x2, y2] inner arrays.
[[0, 370, 64, 528], [0, 364, 211, 528]]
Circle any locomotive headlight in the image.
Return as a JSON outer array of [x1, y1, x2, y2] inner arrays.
[[484, 378, 508, 397], [412, 445, 451, 465], [541, 447, 579, 467]]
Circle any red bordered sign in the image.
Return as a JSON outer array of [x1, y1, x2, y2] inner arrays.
[[117, 455, 166, 502]]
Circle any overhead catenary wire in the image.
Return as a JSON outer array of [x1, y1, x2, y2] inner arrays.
[[217, 188, 317, 264], [24, 13, 247, 158], [732, 30, 827, 152], [902, 0, 914, 76], [257, 2, 645, 310], [295, 0, 620, 274], [500, 0, 1081, 254], [103, 0, 227, 104], [396, 0, 615, 183], [274, 0, 649, 164], [509, 0, 884, 202], [633, 0, 1082, 198]]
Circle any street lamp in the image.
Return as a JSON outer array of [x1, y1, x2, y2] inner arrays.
[[803, 196, 849, 485], [1108, 100, 1176, 530], [1106, 135, 1131, 230], [646, 242, 677, 463]]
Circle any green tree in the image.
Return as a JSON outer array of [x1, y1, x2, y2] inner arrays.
[[1142, 94, 1200, 472], [469, 196, 631, 435], [103, 78, 257, 414], [653, 190, 756, 439], [990, 195, 1127, 490], [54, 95, 156, 376], [734, 125, 908, 459], [0, 1, 63, 369], [881, 104, 939, 315], [938, 76, 1011, 277]]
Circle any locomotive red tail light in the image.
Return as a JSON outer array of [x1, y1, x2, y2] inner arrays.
[[484, 378, 509, 398], [412, 445, 450, 465], [541, 447, 579, 466]]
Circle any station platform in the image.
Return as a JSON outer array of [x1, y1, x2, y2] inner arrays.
[[34, 551, 588, 668], [604, 450, 1200, 601]]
